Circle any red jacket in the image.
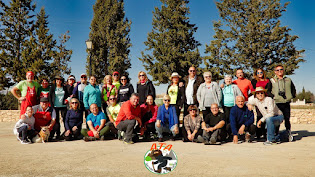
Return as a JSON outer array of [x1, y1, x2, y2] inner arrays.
[[140, 104, 158, 126], [115, 100, 141, 126]]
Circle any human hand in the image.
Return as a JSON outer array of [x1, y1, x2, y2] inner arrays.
[[179, 82, 184, 87], [238, 125, 245, 135], [156, 121, 161, 128], [233, 135, 238, 144], [93, 130, 100, 138], [174, 126, 179, 134], [247, 104, 253, 111], [188, 133, 193, 141], [72, 126, 77, 132], [65, 130, 71, 136], [220, 83, 225, 89], [257, 120, 262, 128], [19, 97, 26, 101], [208, 127, 215, 132]]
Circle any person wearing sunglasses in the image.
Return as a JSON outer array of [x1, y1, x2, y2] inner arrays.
[[167, 72, 185, 122], [72, 73, 89, 118], [117, 76, 134, 103], [182, 105, 203, 142], [268, 64, 296, 142], [230, 69, 252, 101], [247, 87, 284, 145], [106, 95, 121, 137], [155, 95, 179, 142], [136, 71, 156, 105], [64, 98, 83, 141], [112, 71, 121, 90]]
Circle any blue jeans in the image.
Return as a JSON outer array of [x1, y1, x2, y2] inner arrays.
[[155, 122, 176, 138], [265, 115, 284, 142]]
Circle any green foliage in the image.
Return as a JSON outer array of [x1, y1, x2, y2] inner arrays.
[[0, 1, 72, 90], [293, 87, 315, 103], [0, 91, 18, 110], [88, 0, 131, 82], [139, 0, 201, 85], [204, 0, 305, 80]]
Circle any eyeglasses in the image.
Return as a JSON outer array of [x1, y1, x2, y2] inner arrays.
[[256, 92, 265, 95], [164, 99, 170, 102], [211, 107, 219, 110], [139, 75, 145, 77], [71, 102, 79, 104], [205, 76, 211, 78], [189, 109, 197, 111], [109, 98, 116, 100], [189, 70, 196, 72], [257, 72, 263, 74], [275, 69, 284, 72]]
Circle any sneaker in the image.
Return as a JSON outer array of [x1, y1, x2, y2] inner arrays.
[[263, 141, 273, 146], [204, 140, 210, 145], [21, 140, 31, 144], [16, 135, 22, 142], [288, 130, 294, 142], [245, 133, 251, 143], [100, 135, 105, 141], [123, 140, 134, 144], [197, 135, 205, 143], [84, 136, 96, 142], [210, 137, 216, 144]]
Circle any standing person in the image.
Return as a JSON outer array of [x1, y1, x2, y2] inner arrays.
[[112, 71, 121, 90], [268, 64, 296, 141], [201, 103, 226, 145], [72, 73, 89, 117], [155, 95, 179, 142], [222, 75, 243, 136], [167, 72, 185, 120], [182, 66, 204, 116], [101, 75, 118, 113], [196, 71, 222, 117], [232, 69, 252, 101], [136, 71, 156, 105], [115, 93, 142, 144], [64, 98, 83, 141], [117, 75, 134, 103], [230, 96, 256, 144], [66, 75, 76, 98], [11, 71, 40, 116], [81, 104, 110, 141], [248, 87, 284, 145], [83, 76, 102, 114], [37, 78, 50, 100], [49, 76, 69, 140], [182, 105, 203, 142], [13, 106, 36, 144], [106, 95, 121, 136], [140, 95, 158, 139]]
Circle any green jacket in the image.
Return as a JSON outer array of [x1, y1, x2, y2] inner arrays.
[[269, 76, 296, 103]]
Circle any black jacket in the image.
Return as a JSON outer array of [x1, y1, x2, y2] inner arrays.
[[166, 84, 185, 108], [137, 80, 156, 104]]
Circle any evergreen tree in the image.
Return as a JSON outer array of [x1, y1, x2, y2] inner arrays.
[[204, 0, 305, 80], [88, 0, 131, 81], [140, 0, 201, 85]]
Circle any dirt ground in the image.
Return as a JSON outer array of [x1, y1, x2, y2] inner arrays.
[[0, 122, 315, 177]]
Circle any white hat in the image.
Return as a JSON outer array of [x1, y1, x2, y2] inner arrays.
[[252, 86, 267, 94], [169, 72, 181, 80]]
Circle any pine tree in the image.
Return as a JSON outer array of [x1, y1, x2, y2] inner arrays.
[[88, 0, 131, 81], [204, 0, 305, 80], [139, 0, 201, 85]]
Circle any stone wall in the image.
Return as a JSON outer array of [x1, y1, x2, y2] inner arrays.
[[1, 109, 315, 124]]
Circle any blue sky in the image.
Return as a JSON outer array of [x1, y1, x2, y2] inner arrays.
[[33, 0, 315, 94]]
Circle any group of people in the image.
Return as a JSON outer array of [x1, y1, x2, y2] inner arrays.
[[12, 64, 296, 146]]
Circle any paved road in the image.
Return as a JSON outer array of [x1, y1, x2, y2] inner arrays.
[[1, 122, 315, 177]]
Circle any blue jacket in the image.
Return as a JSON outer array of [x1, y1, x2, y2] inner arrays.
[[229, 105, 254, 135], [65, 109, 83, 131], [83, 84, 102, 109], [156, 105, 178, 129]]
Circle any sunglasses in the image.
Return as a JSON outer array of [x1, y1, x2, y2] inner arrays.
[[139, 75, 145, 77], [205, 76, 211, 78], [189, 70, 196, 72], [257, 72, 263, 74], [256, 92, 265, 95], [190, 109, 197, 111], [275, 69, 284, 71], [71, 102, 79, 104], [109, 98, 116, 100], [113, 74, 119, 76], [81, 76, 87, 78], [164, 99, 170, 102], [121, 79, 127, 81]]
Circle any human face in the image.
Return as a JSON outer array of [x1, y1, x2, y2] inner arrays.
[[113, 74, 119, 81], [163, 98, 170, 107], [41, 80, 49, 89], [255, 91, 265, 101], [68, 78, 75, 85], [211, 105, 219, 115], [146, 95, 154, 106], [26, 74, 34, 82], [26, 107, 33, 117], [204, 75, 211, 83], [188, 67, 196, 77], [130, 96, 140, 106], [274, 66, 284, 77], [225, 77, 232, 85], [90, 77, 96, 85], [236, 96, 245, 108], [56, 79, 62, 87], [40, 101, 49, 110], [81, 75, 87, 83], [236, 70, 244, 79], [90, 104, 98, 115], [105, 77, 112, 85], [109, 96, 116, 106], [172, 77, 179, 84], [189, 108, 197, 117], [139, 72, 146, 81], [71, 100, 79, 109], [120, 76, 127, 86], [257, 70, 264, 79]]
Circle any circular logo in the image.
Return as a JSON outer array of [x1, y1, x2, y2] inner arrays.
[[144, 148, 178, 174]]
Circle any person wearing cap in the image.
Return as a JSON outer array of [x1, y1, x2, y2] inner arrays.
[[66, 75, 76, 98], [166, 72, 185, 121], [155, 95, 179, 142], [32, 97, 56, 138], [83, 75, 102, 113], [230, 96, 255, 144], [49, 76, 69, 140], [112, 71, 121, 90], [11, 71, 40, 116], [201, 103, 226, 145], [117, 75, 134, 103], [72, 73, 89, 115], [197, 71, 222, 117], [248, 87, 284, 145], [137, 71, 156, 105], [182, 105, 203, 142], [101, 75, 118, 113]]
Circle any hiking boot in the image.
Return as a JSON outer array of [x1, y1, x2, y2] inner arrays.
[[84, 136, 96, 142], [197, 135, 205, 143], [288, 130, 294, 142], [21, 140, 31, 144], [263, 141, 273, 146], [210, 137, 216, 144], [100, 135, 105, 141]]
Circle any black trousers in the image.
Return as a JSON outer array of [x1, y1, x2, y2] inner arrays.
[[202, 107, 211, 118], [51, 107, 67, 138], [64, 128, 81, 141], [255, 108, 267, 138], [182, 128, 203, 142], [116, 119, 136, 142], [276, 102, 291, 131], [237, 124, 256, 135]]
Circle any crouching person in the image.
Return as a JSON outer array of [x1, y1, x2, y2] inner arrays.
[[106, 95, 121, 137], [81, 104, 110, 141], [155, 95, 179, 142], [182, 105, 203, 142], [248, 87, 284, 145], [230, 96, 256, 144], [114, 93, 142, 144], [64, 98, 83, 141], [13, 106, 36, 144], [201, 103, 226, 145]]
